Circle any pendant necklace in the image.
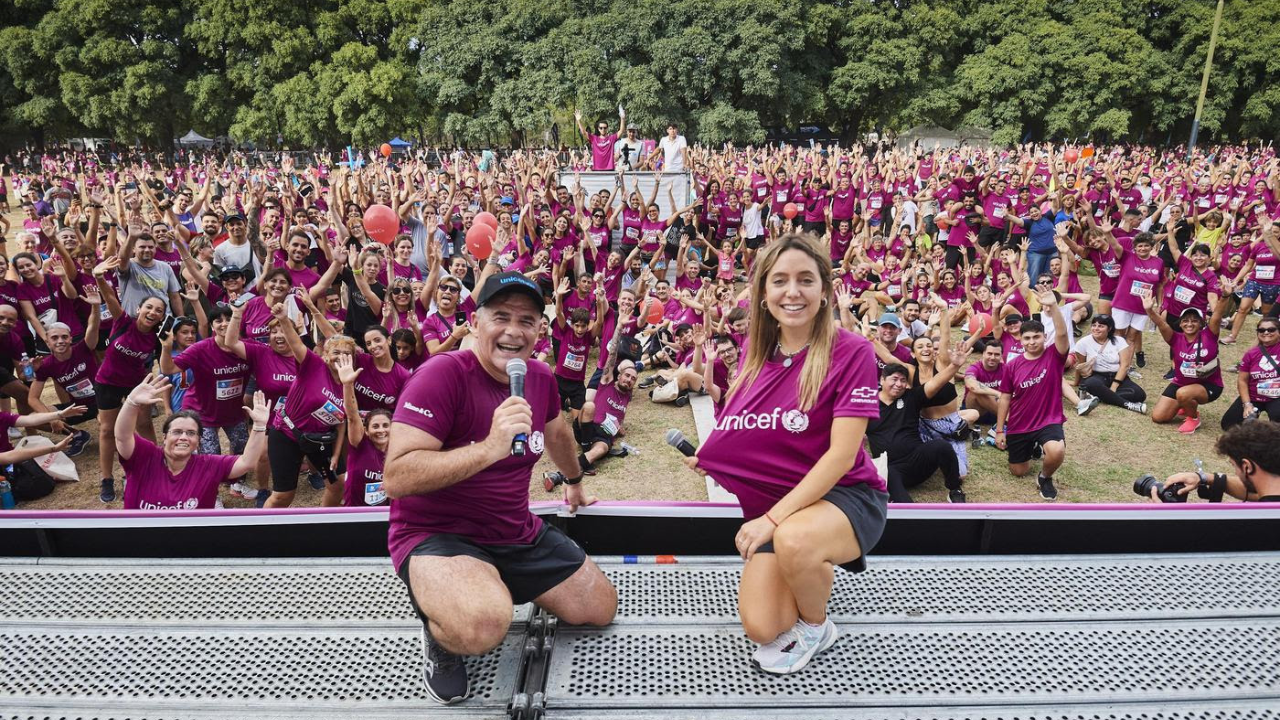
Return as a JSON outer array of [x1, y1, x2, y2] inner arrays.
[[775, 340, 810, 368]]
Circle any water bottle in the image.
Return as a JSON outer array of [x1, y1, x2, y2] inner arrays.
[[0, 479, 15, 509], [1194, 458, 1205, 477], [620, 442, 640, 456], [18, 354, 34, 383]]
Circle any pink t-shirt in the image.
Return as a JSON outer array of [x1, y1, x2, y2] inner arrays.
[[95, 317, 158, 387], [1238, 345, 1280, 403], [277, 351, 345, 437], [998, 345, 1066, 434], [590, 381, 633, 430], [696, 329, 884, 520], [34, 341, 98, 404], [241, 341, 298, 408], [119, 436, 237, 510], [353, 353, 410, 414], [1112, 251, 1164, 314], [174, 339, 251, 428], [1249, 240, 1280, 285], [552, 323, 592, 381], [343, 438, 387, 507], [964, 361, 1004, 406], [388, 351, 561, 569], [1169, 329, 1223, 388], [590, 133, 618, 171], [1163, 256, 1219, 318]]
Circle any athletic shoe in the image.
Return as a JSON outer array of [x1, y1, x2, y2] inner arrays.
[[1076, 396, 1100, 417], [1031, 442, 1043, 459], [1178, 416, 1202, 434], [65, 429, 91, 457], [674, 394, 690, 407], [948, 489, 967, 503], [229, 482, 259, 500], [1128, 370, 1143, 380], [420, 625, 469, 705], [1037, 474, 1058, 501], [99, 478, 115, 503], [1176, 407, 1188, 418], [543, 471, 564, 492], [307, 472, 324, 490], [254, 490, 271, 508], [1136, 351, 1146, 368], [1124, 401, 1147, 414], [753, 618, 839, 675], [1163, 368, 1175, 380], [608, 445, 628, 458], [637, 375, 658, 389]]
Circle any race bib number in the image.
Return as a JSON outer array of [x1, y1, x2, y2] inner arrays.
[[309, 399, 344, 426], [1197, 197, 1211, 208], [364, 481, 386, 506], [888, 284, 902, 298], [215, 377, 245, 401], [1130, 280, 1153, 298], [726, 227, 737, 237], [1257, 265, 1276, 281], [99, 302, 112, 320], [600, 413, 619, 437], [66, 378, 94, 399], [1173, 285, 1196, 305], [563, 351, 585, 372], [1216, 194, 1229, 206], [1180, 361, 1201, 378], [776, 190, 788, 203], [1101, 261, 1121, 278], [870, 196, 883, 209], [993, 206, 1006, 219], [625, 226, 639, 239], [720, 257, 733, 273], [1258, 378, 1280, 398]]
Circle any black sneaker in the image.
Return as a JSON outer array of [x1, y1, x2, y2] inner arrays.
[[674, 393, 690, 407], [1037, 474, 1058, 501], [1163, 368, 1174, 380], [99, 478, 115, 503], [66, 429, 92, 457], [1136, 351, 1146, 368], [1031, 443, 1043, 460], [307, 472, 324, 490], [948, 489, 967, 503], [255, 490, 271, 508], [420, 625, 469, 705], [637, 375, 658, 389]]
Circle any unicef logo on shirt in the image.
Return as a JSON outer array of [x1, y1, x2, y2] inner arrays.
[[183, 498, 199, 510], [528, 431, 545, 455], [781, 409, 810, 434]]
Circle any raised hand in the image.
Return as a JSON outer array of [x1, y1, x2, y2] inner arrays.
[[335, 353, 362, 385], [125, 373, 172, 408], [244, 391, 270, 426]]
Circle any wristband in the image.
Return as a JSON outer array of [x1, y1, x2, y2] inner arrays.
[[562, 473, 583, 486], [252, 425, 267, 433], [764, 512, 779, 527]]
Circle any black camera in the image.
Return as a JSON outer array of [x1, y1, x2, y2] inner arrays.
[[1133, 474, 1188, 503]]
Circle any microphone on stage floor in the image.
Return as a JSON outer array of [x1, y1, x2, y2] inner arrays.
[[665, 428, 698, 458], [507, 358, 528, 456]]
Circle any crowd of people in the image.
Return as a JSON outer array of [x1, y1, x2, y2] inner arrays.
[[1, 129, 1279, 509]]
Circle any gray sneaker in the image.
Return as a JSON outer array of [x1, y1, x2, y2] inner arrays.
[[420, 625, 469, 705], [752, 618, 839, 675]]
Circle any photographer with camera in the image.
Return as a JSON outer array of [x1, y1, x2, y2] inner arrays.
[[1140, 422, 1280, 503]]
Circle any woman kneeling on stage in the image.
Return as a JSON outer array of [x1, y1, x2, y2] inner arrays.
[[689, 233, 888, 675]]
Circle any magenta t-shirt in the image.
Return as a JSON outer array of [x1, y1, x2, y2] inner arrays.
[[590, 381, 632, 429], [552, 323, 592, 381], [1112, 252, 1164, 314], [1249, 241, 1280, 285], [35, 341, 98, 403], [353, 353, 410, 414], [241, 341, 298, 408], [388, 351, 561, 570], [95, 317, 157, 387], [119, 436, 237, 510], [1164, 256, 1219, 318], [15, 275, 83, 338], [175, 339, 251, 428], [1169, 329, 1223, 388], [964, 361, 1004, 405], [277, 351, 345, 436], [590, 133, 618, 171], [343, 438, 387, 507], [696, 329, 884, 520], [998, 345, 1066, 434], [1238, 345, 1280, 403]]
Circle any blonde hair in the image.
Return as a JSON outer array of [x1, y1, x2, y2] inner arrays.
[[727, 233, 835, 412], [323, 334, 357, 356]]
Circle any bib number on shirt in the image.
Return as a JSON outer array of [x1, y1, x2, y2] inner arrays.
[[601, 413, 619, 437], [215, 378, 245, 401], [309, 399, 345, 426], [1130, 280, 1153, 298], [1257, 265, 1276, 281], [1173, 285, 1196, 305], [563, 351, 585, 372], [1102, 261, 1120, 278], [65, 378, 94, 399], [993, 206, 1006, 219], [364, 481, 386, 506], [1257, 378, 1280, 398], [870, 196, 883, 209], [625, 226, 640, 239], [776, 191, 788, 202]]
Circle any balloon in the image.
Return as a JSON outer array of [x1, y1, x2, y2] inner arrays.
[[465, 223, 496, 260], [645, 299, 665, 325], [363, 204, 399, 245], [968, 313, 994, 338], [1081, 145, 1095, 159], [782, 202, 799, 220], [475, 211, 499, 230], [380, 143, 392, 158], [1063, 148, 1079, 164]]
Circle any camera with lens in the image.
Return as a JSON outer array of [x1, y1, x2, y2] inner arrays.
[[1133, 474, 1189, 503]]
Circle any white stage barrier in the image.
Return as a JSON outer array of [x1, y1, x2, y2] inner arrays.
[[556, 170, 694, 219]]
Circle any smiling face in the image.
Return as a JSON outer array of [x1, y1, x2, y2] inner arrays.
[[162, 416, 200, 459], [138, 297, 166, 329], [474, 293, 541, 377], [764, 249, 824, 334], [365, 329, 390, 358]]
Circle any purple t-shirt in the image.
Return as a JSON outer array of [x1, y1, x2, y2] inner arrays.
[[1164, 256, 1219, 318], [119, 436, 238, 510], [964, 361, 1004, 406], [1249, 241, 1280, 285], [95, 317, 157, 387], [277, 351, 345, 436], [590, 133, 618, 171], [590, 381, 632, 431], [1170, 329, 1223, 388], [354, 353, 410, 414], [998, 345, 1066, 435], [35, 341, 98, 404], [552, 323, 592, 381], [175, 339, 251, 428], [15, 275, 83, 338], [344, 438, 387, 507], [1112, 251, 1164, 314], [241, 341, 298, 407], [1238, 345, 1280, 403], [388, 351, 561, 570], [696, 329, 884, 520]]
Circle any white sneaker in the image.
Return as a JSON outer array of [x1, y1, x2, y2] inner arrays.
[[752, 618, 839, 675], [1124, 401, 1147, 414], [1076, 396, 1100, 417], [229, 482, 260, 500]]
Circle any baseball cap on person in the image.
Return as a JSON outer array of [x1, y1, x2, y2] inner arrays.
[[223, 212, 245, 223], [475, 272, 545, 311], [878, 313, 903, 329], [1004, 313, 1024, 324], [626, 123, 639, 131]]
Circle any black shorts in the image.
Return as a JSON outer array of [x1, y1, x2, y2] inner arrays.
[[0, 365, 19, 389], [557, 375, 587, 411], [1162, 382, 1223, 403], [396, 523, 587, 608], [1099, 293, 1114, 302], [755, 482, 888, 574], [55, 400, 98, 425], [93, 382, 133, 411], [745, 235, 766, 250], [977, 226, 1007, 249], [1006, 423, 1065, 465], [579, 421, 617, 449]]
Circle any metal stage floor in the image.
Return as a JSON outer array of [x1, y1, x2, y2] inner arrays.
[[2, 553, 1278, 719]]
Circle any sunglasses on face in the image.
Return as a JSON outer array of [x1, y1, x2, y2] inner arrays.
[[1259, 327, 1279, 334], [392, 287, 413, 295], [438, 285, 460, 294]]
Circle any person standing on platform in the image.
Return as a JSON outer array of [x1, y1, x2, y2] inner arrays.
[[383, 272, 618, 705], [575, 108, 625, 172], [689, 234, 888, 675]]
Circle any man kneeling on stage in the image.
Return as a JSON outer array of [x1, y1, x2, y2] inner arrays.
[[384, 272, 618, 706]]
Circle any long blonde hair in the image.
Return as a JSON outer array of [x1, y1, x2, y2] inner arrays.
[[727, 233, 835, 411]]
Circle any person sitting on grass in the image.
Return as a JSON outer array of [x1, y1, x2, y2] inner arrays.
[[544, 360, 639, 490], [1142, 290, 1230, 434]]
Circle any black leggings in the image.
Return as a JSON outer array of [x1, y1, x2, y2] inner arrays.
[[945, 245, 977, 270], [1221, 396, 1280, 430], [886, 439, 961, 503], [267, 427, 339, 493], [1080, 372, 1147, 407]]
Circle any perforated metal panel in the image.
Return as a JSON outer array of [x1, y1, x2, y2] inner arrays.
[[544, 621, 1280, 708], [542, 706, 1280, 720], [0, 627, 520, 711], [603, 554, 1280, 624]]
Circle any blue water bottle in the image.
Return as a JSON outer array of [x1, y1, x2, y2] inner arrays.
[[0, 478, 15, 509]]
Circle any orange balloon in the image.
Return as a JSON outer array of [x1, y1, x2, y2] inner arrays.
[[362, 204, 399, 245], [380, 143, 392, 158], [475, 211, 499, 230], [645, 298, 665, 325], [465, 223, 496, 260], [782, 202, 799, 220], [967, 312, 994, 338]]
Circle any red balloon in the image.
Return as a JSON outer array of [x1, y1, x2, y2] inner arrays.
[[968, 313, 994, 338], [475, 211, 499, 230], [782, 202, 799, 220], [380, 143, 392, 158], [1063, 148, 1079, 164], [362, 204, 399, 245], [645, 298, 665, 325], [466, 223, 496, 260]]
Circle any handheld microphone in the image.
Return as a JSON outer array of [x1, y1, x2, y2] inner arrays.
[[506, 358, 528, 456], [665, 428, 698, 458]]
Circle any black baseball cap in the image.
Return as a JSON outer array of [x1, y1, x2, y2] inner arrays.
[[474, 272, 544, 311], [223, 212, 246, 223]]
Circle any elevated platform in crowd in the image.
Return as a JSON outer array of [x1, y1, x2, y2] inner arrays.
[[2, 502, 1280, 719]]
